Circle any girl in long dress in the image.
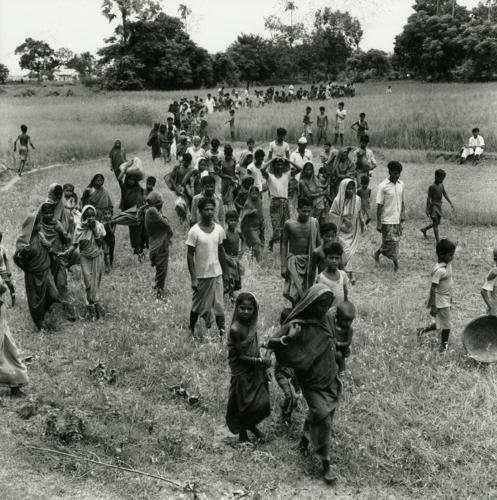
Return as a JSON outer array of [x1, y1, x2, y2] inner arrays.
[[329, 178, 361, 284]]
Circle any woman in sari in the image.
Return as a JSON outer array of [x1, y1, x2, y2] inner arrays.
[[329, 147, 355, 200], [109, 139, 126, 179], [240, 186, 265, 262], [0, 277, 28, 397], [13, 213, 62, 330], [81, 174, 113, 221], [46, 183, 70, 233], [329, 178, 361, 284], [63, 205, 106, 319], [266, 284, 340, 485], [226, 292, 271, 442]]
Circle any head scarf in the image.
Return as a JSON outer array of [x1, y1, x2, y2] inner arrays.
[[80, 205, 96, 226], [333, 147, 354, 177], [16, 213, 38, 251], [146, 191, 163, 207], [330, 178, 360, 234], [283, 284, 333, 326], [230, 292, 259, 344], [81, 174, 112, 213]]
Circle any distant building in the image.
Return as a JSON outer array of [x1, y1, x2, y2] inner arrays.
[[54, 68, 79, 82]]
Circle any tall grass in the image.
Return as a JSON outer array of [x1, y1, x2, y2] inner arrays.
[[1, 81, 497, 166], [1, 155, 497, 497]]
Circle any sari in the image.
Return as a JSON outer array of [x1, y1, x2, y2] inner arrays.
[[329, 148, 355, 199], [299, 171, 327, 222], [109, 139, 126, 178], [272, 284, 340, 462], [13, 214, 61, 330], [0, 289, 28, 388], [329, 179, 361, 272], [73, 205, 106, 305], [226, 293, 270, 434], [46, 183, 70, 233], [81, 174, 113, 221]]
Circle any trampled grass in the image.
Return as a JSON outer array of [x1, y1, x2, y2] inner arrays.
[[1, 81, 497, 166], [1, 153, 497, 498]]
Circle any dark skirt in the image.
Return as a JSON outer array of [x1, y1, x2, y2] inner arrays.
[[25, 269, 60, 329], [226, 365, 270, 434]]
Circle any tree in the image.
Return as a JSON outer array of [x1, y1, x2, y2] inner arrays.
[[177, 4, 192, 32], [67, 52, 97, 78], [55, 48, 74, 67], [101, 0, 163, 45], [264, 15, 306, 47], [471, 1, 497, 22], [227, 34, 275, 88], [460, 18, 497, 80], [413, 0, 469, 20], [212, 52, 240, 85], [0, 63, 9, 84], [311, 9, 363, 79], [346, 49, 391, 79], [15, 38, 59, 82], [99, 13, 213, 90]]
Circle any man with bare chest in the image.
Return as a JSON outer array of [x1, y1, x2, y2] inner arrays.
[[281, 198, 320, 306]]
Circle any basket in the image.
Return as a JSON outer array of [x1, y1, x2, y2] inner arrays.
[[462, 315, 497, 363]]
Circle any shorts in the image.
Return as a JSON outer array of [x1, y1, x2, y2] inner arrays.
[[436, 307, 451, 330]]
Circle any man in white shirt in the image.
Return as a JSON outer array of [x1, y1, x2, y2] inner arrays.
[[290, 137, 314, 177], [460, 127, 485, 164], [268, 128, 290, 160], [186, 196, 227, 337], [374, 161, 405, 271], [247, 149, 266, 193], [205, 93, 215, 114]]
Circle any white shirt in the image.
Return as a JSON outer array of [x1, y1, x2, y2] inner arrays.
[[186, 223, 225, 279], [205, 97, 215, 114], [317, 270, 350, 313], [247, 162, 264, 191], [431, 262, 453, 309], [266, 171, 291, 198], [269, 140, 290, 159], [376, 177, 405, 225], [290, 148, 313, 179], [187, 146, 205, 167], [336, 109, 347, 123], [468, 135, 485, 148]]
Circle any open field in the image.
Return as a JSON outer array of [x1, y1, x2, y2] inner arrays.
[[1, 81, 497, 166], [1, 151, 497, 498]]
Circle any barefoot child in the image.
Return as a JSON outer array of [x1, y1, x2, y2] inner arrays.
[[421, 169, 454, 244], [308, 222, 339, 285], [266, 285, 341, 485], [417, 239, 456, 353], [317, 242, 349, 313], [481, 248, 497, 316], [351, 112, 368, 144], [223, 210, 243, 303], [240, 186, 265, 262], [13, 124, 35, 176], [226, 292, 271, 442], [186, 197, 227, 337], [316, 107, 329, 146], [0, 232, 15, 306], [356, 175, 371, 233], [303, 106, 313, 145], [334, 102, 347, 146]]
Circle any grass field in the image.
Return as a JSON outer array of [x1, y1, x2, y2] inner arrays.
[[1, 81, 497, 166], [1, 149, 497, 498]]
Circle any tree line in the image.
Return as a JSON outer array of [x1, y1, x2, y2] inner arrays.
[[2, 0, 496, 89]]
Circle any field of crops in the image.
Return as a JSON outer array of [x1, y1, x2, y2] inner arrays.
[[1, 81, 497, 166]]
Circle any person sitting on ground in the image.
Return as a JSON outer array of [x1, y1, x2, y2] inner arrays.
[[460, 127, 485, 164]]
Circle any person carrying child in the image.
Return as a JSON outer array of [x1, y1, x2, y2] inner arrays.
[[13, 124, 35, 176], [226, 293, 271, 442], [266, 284, 341, 485], [421, 169, 454, 244], [481, 248, 497, 316], [417, 239, 456, 353]]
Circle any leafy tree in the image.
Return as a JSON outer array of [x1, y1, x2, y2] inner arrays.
[[99, 13, 213, 90], [212, 52, 240, 85], [67, 52, 97, 78], [413, 0, 469, 20], [460, 18, 497, 80], [311, 9, 362, 79], [55, 48, 74, 67], [178, 4, 192, 32], [471, 1, 497, 22], [346, 49, 391, 78], [0, 63, 9, 84], [101, 0, 163, 45], [103, 54, 144, 89], [227, 34, 275, 88], [15, 38, 59, 82]]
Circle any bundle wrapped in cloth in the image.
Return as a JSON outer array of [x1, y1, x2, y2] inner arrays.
[[119, 157, 145, 181]]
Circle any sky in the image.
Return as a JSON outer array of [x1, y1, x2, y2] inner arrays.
[[0, 0, 483, 74]]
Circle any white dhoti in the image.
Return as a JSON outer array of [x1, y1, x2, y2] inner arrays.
[[461, 147, 484, 159]]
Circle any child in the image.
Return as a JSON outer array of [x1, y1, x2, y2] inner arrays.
[[302, 106, 313, 145], [227, 109, 236, 141], [63, 206, 107, 320], [351, 112, 368, 144], [234, 175, 254, 214], [417, 239, 456, 353], [240, 186, 265, 262], [481, 248, 497, 316], [144, 192, 173, 300], [421, 169, 454, 244], [62, 184, 80, 236], [320, 141, 339, 177], [101, 208, 116, 273], [316, 106, 328, 146], [334, 102, 347, 146], [0, 232, 15, 306], [268, 128, 290, 160], [13, 124, 35, 176], [308, 223, 339, 286], [223, 210, 243, 303], [317, 242, 349, 313], [145, 176, 157, 196], [219, 145, 237, 210], [334, 301, 356, 373], [239, 138, 255, 168], [356, 175, 371, 233], [147, 122, 161, 161], [226, 292, 271, 442], [190, 175, 225, 226]]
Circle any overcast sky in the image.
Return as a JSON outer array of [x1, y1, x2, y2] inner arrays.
[[0, 0, 482, 73]]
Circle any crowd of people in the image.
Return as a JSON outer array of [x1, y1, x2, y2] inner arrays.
[[1, 90, 493, 485]]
